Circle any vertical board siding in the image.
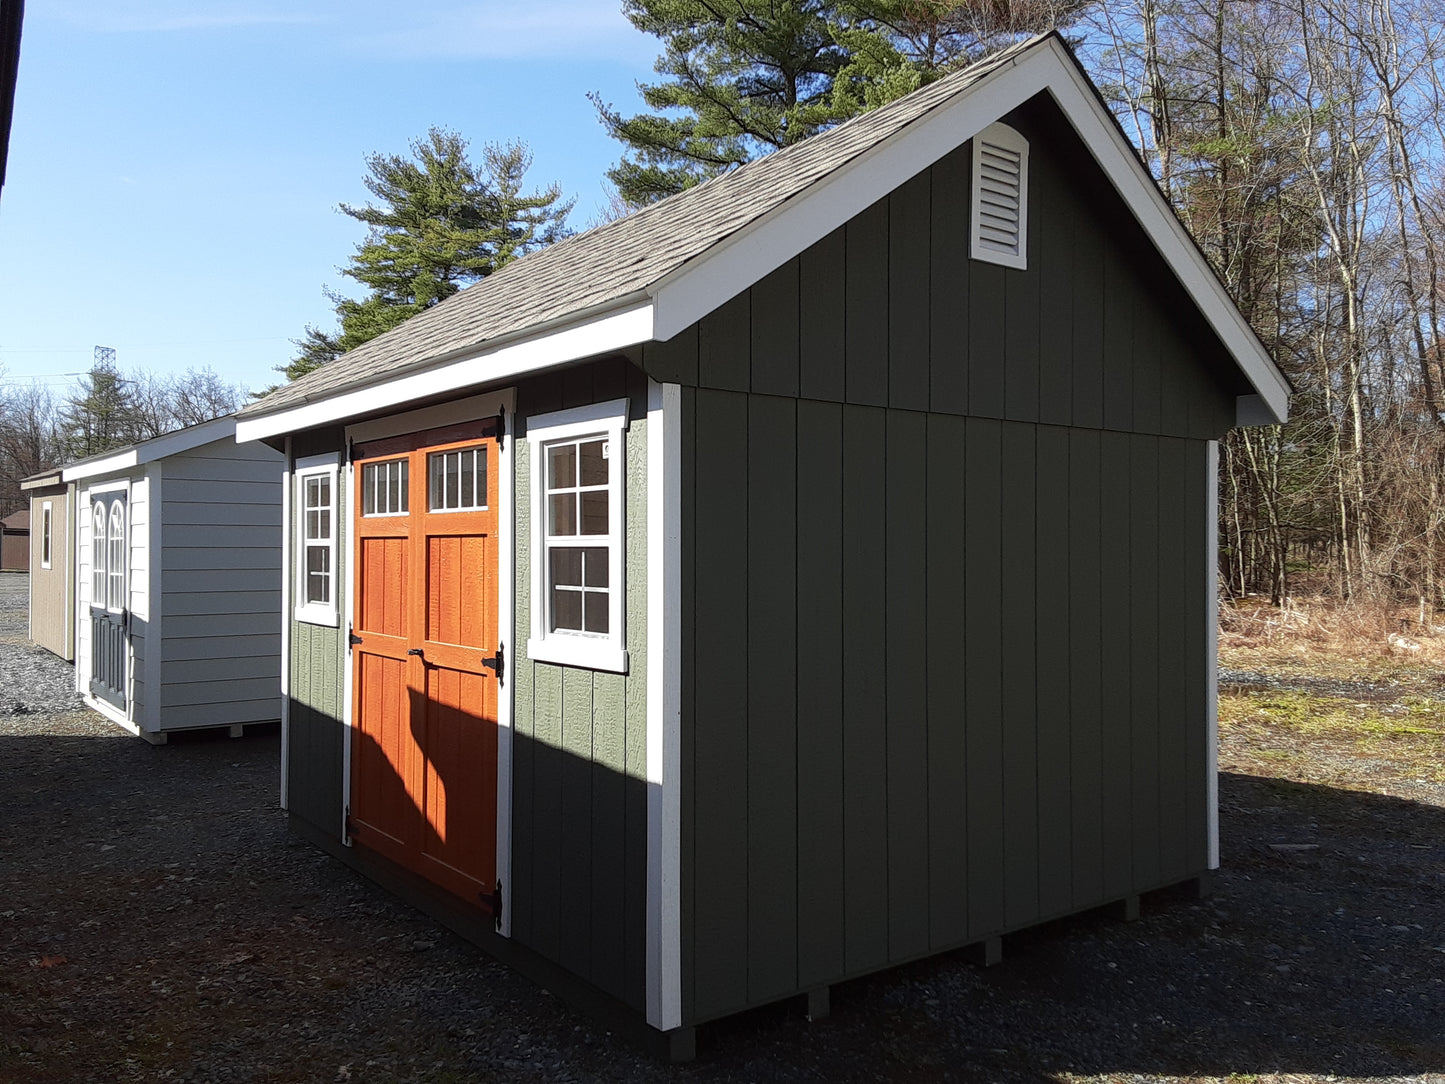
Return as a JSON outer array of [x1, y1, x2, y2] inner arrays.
[[510, 365, 651, 1013], [690, 388, 750, 1019], [840, 404, 890, 974], [884, 411, 929, 961], [794, 400, 846, 986], [672, 105, 1239, 1015], [745, 395, 798, 1004], [289, 456, 346, 839]]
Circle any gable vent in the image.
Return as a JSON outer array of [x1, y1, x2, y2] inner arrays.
[[970, 122, 1029, 270]]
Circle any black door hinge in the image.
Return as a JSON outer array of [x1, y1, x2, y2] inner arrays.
[[349, 627, 364, 647], [481, 642, 505, 686], [495, 409, 506, 451]]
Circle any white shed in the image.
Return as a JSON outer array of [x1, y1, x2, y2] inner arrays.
[[64, 415, 284, 743]]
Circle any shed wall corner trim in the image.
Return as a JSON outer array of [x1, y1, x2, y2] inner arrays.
[[645, 379, 683, 1031]]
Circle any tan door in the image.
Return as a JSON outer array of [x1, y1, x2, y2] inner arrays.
[[349, 420, 502, 915]]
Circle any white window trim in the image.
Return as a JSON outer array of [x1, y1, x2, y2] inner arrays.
[[40, 500, 53, 569], [526, 397, 630, 673], [294, 453, 339, 627], [970, 121, 1029, 271]]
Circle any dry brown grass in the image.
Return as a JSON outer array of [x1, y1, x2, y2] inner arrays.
[[1219, 594, 1445, 685]]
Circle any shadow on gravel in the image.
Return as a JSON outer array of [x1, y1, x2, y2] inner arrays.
[[3, 721, 1444, 1083]]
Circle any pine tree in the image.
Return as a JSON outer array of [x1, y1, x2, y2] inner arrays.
[[592, 0, 852, 207], [595, 0, 1084, 207], [57, 361, 138, 460], [284, 130, 573, 382]]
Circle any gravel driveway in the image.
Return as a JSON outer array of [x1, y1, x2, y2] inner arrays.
[[2, 570, 1443, 1083]]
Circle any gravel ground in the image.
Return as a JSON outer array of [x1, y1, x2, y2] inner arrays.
[[2, 570, 1444, 1083]]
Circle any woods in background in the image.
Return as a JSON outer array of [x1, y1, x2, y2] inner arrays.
[[1077, 0, 1445, 609], [0, 361, 251, 516]]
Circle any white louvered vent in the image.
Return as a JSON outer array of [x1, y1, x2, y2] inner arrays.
[[970, 122, 1029, 270]]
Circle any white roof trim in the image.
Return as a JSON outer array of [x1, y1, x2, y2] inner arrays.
[[61, 414, 240, 482], [238, 36, 1286, 437], [235, 301, 656, 443]]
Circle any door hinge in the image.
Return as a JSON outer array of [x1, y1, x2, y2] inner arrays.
[[481, 642, 505, 686], [480, 880, 503, 929], [494, 409, 505, 450], [349, 626, 364, 647]]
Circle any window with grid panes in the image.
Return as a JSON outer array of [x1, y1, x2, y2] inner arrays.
[[295, 457, 339, 626], [526, 399, 629, 672]]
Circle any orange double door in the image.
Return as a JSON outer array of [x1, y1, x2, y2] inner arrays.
[[348, 421, 502, 915]]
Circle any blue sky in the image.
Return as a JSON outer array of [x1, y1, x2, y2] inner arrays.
[[0, 1, 658, 395]]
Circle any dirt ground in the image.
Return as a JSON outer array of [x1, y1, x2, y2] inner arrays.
[[3, 573, 1444, 1083]]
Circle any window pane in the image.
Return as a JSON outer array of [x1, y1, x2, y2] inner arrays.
[[580, 490, 608, 535], [548, 443, 576, 489], [363, 460, 408, 515], [316, 476, 330, 506], [549, 493, 576, 536], [582, 546, 608, 587], [306, 547, 331, 603], [461, 449, 476, 506], [552, 587, 583, 631], [550, 547, 583, 586], [584, 591, 609, 634], [429, 452, 447, 510], [579, 439, 608, 486]]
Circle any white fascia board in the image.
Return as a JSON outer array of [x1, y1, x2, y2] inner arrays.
[[1045, 47, 1290, 423], [650, 57, 1047, 342], [61, 416, 239, 482], [648, 37, 1289, 425], [63, 449, 139, 482], [236, 302, 655, 444]]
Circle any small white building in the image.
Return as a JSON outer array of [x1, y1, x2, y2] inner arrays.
[[63, 415, 284, 742]]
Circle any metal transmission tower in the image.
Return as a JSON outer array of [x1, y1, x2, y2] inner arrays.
[[94, 345, 116, 367]]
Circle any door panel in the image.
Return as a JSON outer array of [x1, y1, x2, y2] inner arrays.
[[349, 424, 501, 915], [89, 492, 128, 710]]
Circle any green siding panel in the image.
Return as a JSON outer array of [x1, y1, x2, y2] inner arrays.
[[845, 202, 889, 407], [929, 146, 971, 417], [888, 173, 931, 412], [1001, 423, 1039, 930], [745, 394, 799, 1003], [751, 261, 801, 398], [1034, 425, 1074, 918], [925, 413, 969, 949], [964, 418, 1004, 937], [1129, 438, 1162, 891], [690, 388, 751, 1019], [1098, 430, 1134, 900], [842, 404, 889, 973], [884, 410, 929, 961], [799, 228, 847, 403], [700, 293, 751, 393], [794, 399, 846, 987], [1067, 429, 1105, 908]]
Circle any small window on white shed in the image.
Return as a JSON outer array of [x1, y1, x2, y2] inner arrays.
[[970, 122, 1029, 270]]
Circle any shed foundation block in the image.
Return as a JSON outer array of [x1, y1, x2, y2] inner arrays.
[[805, 986, 830, 1022], [965, 935, 1003, 967]]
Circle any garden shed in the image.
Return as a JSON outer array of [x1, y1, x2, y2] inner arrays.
[[1, 508, 29, 571], [235, 33, 1289, 1056], [63, 415, 285, 742], [20, 469, 73, 659]]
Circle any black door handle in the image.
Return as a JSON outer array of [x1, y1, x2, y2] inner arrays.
[[407, 648, 424, 657]]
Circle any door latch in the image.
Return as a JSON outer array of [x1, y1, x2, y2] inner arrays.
[[481, 643, 505, 685]]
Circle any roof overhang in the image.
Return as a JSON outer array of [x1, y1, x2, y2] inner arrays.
[[61, 414, 239, 482], [235, 300, 656, 443], [20, 469, 64, 491], [236, 35, 1286, 442]]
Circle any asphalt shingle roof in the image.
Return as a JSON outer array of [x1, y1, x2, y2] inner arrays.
[[241, 34, 1045, 418]]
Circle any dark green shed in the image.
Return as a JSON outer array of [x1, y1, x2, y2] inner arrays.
[[237, 32, 1289, 1057]]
